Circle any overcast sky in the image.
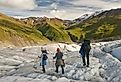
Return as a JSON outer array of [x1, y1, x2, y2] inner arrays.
[[0, 0, 121, 20]]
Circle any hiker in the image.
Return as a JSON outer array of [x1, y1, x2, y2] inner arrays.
[[53, 48, 65, 74], [79, 39, 91, 67], [38, 47, 48, 73]]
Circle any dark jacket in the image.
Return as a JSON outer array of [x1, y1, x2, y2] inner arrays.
[[79, 42, 91, 57], [79, 43, 85, 57], [53, 52, 64, 66], [53, 52, 63, 60]]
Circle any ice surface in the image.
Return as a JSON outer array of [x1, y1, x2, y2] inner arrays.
[[0, 41, 121, 82]]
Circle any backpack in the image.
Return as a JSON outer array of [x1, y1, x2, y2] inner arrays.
[[55, 59, 65, 67], [42, 53, 48, 60], [84, 40, 91, 52]]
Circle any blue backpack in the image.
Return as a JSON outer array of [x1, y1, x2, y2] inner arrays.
[[42, 53, 48, 60]]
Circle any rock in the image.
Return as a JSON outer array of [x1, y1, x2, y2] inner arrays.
[[56, 77, 70, 82], [51, 76, 57, 81], [27, 73, 39, 79]]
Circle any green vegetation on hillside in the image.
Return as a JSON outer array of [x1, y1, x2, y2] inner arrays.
[[1, 8, 121, 46], [0, 13, 49, 47], [70, 10, 121, 41], [81, 16, 121, 39], [35, 22, 72, 42], [94, 23, 115, 38], [67, 28, 85, 42]]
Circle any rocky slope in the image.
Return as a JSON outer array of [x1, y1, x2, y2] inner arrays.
[[0, 41, 121, 82], [21, 17, 72, 42], [0, 13, 50, 47], [1, 8, 121, 47], [70, 8, 121, 41], [22, 8, 121, 42]]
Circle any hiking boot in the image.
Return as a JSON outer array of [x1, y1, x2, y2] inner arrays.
[[62, 72, 64, 74], [42, 70, 46, 73], [43, 71, 45, 73], [83, 64, 86, 66], [86, 65, 89, 67], [42, 69, 46, 73], [55, 70, 58, 73]]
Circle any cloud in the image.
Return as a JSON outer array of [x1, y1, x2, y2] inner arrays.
[[0, 0, 121, 19], [50, 2, 58, 10], [68, 0, 121, 10], [0, 0, 37, 10], [50, 10, 66, 19]]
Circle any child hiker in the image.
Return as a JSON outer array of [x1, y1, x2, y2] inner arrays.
[[38, 47, 48, 73], [53, 48, 65, 74]]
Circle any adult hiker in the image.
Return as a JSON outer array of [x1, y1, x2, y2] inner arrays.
[[53, 48, 65, 74], [79, 39, 91, 67], [38, 47, 48, 73]]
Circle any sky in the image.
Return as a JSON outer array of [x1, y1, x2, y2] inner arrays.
[[0, 0, 121, 20]]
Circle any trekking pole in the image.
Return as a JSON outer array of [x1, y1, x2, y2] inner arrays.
[[52, 53, 55, 71], [80, 54, 82, 65], [47, 50, 51, 69], [58, 43, 66, 54], [52, 52, 54, 71], [47, 50, 54, 71], [33, 47, 39, 69]]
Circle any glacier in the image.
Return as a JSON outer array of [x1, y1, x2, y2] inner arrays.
[[0, 40, 121, 82]]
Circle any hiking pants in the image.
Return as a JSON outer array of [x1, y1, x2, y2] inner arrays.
[[82, 52, 89, 66], [42, 65, 45, 73], [55, 65, 64, 74]]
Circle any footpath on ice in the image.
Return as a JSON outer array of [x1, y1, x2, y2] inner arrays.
[[0, 41, 121, 82]]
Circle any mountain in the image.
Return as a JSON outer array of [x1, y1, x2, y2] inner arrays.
[[21, 17, 73, 42], [0, 13, 49, 47], [71, 10, 103, 26], [73, 14, 90, 23], [69, 8, 121, 41], [1, 8, 121, 47], [21, 16, 84, 42]]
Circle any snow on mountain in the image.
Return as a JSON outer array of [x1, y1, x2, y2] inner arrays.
[[73, 10, 104, 23], [0, 40, 121, 82], [73, 14, 91, 23]]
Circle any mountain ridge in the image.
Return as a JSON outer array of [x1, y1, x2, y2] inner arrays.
[[0, 13, 50, 47], [1, 8, 121, 47], [68, 8, 121, 41]]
